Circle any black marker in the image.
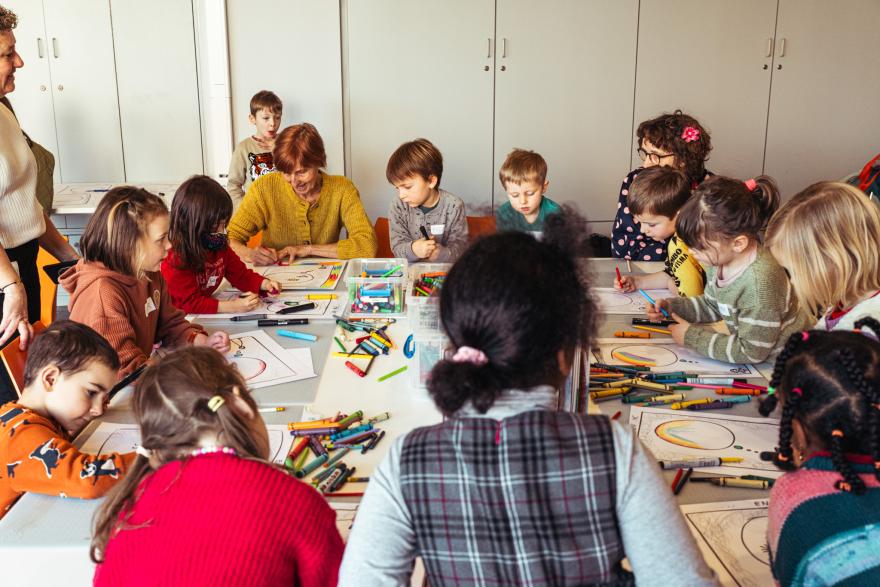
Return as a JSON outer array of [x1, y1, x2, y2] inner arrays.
[[230, 314, 267, 321], [278, 302, 316, 314], [109, 363, 148, 400], [419, 226, 430, 239], [631, 317, 675, 327], [257, 318, 310, 327]]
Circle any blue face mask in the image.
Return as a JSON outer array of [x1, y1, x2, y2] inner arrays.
[[201, 231, 228, 252]]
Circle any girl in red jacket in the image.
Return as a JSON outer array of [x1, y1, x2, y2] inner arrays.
[[91, 346, 343, 586], [161, 175, 280, 314]]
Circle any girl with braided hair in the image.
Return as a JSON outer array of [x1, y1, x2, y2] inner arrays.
[[759, 317, 880, 586]]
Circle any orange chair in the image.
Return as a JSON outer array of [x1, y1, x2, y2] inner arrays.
[[36, 246, 60, 326], [373, 217, 394, 258], [246, 231, 263, 249], [466, 215, 496, 242], [1, 322, 47, 398]]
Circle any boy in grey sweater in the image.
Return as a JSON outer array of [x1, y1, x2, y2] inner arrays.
[[386, 139, 468, 263]]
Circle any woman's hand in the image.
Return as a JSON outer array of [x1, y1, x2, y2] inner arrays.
[[278, 245, 313, 263], [0, 282, 32, 349], [194, 331, 231, 354]]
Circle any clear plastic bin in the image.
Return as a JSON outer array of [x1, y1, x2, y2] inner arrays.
[[346, 258, 408, 317], [407, 332, 449, 391], [406, 263, 451, 333]]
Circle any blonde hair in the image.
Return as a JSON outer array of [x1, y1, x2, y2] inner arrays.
[[499, 148, 547, 188], [766, 181, 880, 315]]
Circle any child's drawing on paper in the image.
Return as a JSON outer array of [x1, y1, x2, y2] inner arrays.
[[225, 331, 303, 389], [594, 338, 758, 377], [259, 260, 346, 290], [593, 287, 669, 315]]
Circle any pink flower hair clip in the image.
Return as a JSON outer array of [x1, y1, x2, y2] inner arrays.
[[681, 126, 701, 143]]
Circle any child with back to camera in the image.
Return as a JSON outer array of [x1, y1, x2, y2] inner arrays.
[[758, 319, 880, 586], [647, 175, 811, 364], [340, 210, 718, 586], [766, 181, 880, 332], [91, 346, 343, 586]]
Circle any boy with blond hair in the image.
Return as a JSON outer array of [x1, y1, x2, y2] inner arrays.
[[495, 148, 561, 234], [387, 139, 468, 262], [0, 321, 135, 518], [226, 90, 283, 208]]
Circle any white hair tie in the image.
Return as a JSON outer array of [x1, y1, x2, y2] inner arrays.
[[451, 346, 489, 366], [135, 445, 152, 458]]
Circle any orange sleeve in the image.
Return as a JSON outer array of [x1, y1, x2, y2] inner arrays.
[[6, 420, 134, 499]]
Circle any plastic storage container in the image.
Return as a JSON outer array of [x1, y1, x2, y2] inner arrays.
[[407, 332, 449, 391], [346, 258, 408, 317], [406, 263, 451, 333]]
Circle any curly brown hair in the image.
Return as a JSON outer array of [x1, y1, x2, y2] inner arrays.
[[637, 110, 712, 185], [0, 5, 17, 31]]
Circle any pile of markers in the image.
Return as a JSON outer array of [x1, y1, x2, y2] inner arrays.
[[411, 271, 446, 297], [285, 410, 390, 494], [350, 264, 405, 314], [588, 363, 768, 410], [333, 319, 407, 381]]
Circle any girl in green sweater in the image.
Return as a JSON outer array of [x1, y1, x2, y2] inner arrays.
[[647, 175, 812, 364]]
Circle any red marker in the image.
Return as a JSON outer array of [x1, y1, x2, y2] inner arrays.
[[345, 361, 367, 378], [670, 468, 684, 492], [611, 411, 622, 421], [615, 266, 623, 287]]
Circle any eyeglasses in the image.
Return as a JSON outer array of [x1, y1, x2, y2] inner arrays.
[[636, 148, 675, 165]]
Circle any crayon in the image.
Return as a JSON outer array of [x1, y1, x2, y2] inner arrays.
[[288, 419, 341, 431], [293, 448, 310, 471], [601, 378, 638, 388], [633, 325, 671, 335], [659, 457, 743, 470], [345, 361, 367, 377], [614, 330, 651, 339], [380, 264, 403, 277], [673, 468, 693, 495], [670, 468, 684, 492], [309, 436, 328, 457], [615, 265, 623, 286], [347, 477, 370, 483], [362, 430, 385, 453], [330, 424, 373, 441], [686, 401, 735, 411], [632, 379, 674, 392], [334, 430, 376, 445], [323, 447, 351, 468], [288, 437, 310, 460], [333, 337, 347, 352], [337, 411, 364, 428], [313, 463, 345, 484], [368, 412, 390, 423], [294, 454, 329, 478], [590, 387, 632, 399], [329, 466, 357, 493], [611, 411, 622, 421], [318, 468, 346, 494], [716, 388, 764, 396], [622, 394, 656, 404], [710, 477, 772, 489], [289, 426, 339, 436], [669, 398, 714, 410]]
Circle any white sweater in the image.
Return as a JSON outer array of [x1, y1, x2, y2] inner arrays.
[[0, 103, 44, 249], [816, 293, 880, 332]]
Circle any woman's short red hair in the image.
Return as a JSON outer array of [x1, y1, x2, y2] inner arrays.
[[273, 123, 327, 174]]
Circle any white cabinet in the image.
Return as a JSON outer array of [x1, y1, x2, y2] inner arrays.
[[633, 0, 778, 181], [226, 0, 344, 177], [346, 0, 495, 221], [764, 0, 880, 197], [494, 0, 638, 222], [4, 0, 202, 185], [110, 0, 204, 182]]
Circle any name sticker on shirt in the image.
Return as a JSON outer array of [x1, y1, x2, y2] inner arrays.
[[717, 303, 731, 317], [145, 296, 157, 317], [206, 275, 219, 287], [430, 224, 445, 236]]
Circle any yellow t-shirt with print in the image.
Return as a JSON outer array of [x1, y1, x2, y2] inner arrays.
[[664, 234, 706, 297]]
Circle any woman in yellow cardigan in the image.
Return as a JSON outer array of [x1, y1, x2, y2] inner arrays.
[[228, 123, 377, 264]]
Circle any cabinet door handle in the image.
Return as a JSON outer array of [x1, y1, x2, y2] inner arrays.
[[487, 38, 491, 58], [37, 37, 44, 58], [765, 38, 773, 58], [51, 37, 59, 58], [778, 37, 786, 57], [502, 38, 507, 58]]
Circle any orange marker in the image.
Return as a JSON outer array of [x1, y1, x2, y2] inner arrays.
[[614, 330, 651, 339]]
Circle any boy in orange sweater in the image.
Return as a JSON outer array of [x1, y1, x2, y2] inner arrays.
[[0, 321, 135, 518]]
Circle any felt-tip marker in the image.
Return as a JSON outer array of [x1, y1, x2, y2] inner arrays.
[[230, 314, 267, 321], [257, 318, 309, 327], [278, 302, 316, 314]]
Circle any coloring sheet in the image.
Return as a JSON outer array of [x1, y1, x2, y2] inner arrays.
[[593, 338, 759, 377], [190, 291, 340, 320], [593, 287, 670, 315], [227, 330, 314, 389], [258, 260, 347, 290], [79, 422, 294, 465], [629, 407, 782, 478], [680, 499, 773, 587]]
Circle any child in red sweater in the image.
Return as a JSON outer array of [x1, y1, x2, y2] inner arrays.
[[161, 175, 280, 314], [91, 346, 343, 586]]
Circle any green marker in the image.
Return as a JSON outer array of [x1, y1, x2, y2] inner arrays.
[[378, 365, 408, 382], [380, 264, 402, 277], [333, 336, 347, 352]]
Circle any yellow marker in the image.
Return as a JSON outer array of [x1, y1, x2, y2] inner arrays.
[[614, 330, 651, 339], [670, 398, 714, 410], [711, 477, 769, 489], [590, 387, 632, 399], [332, 352, 373, 359], [632, 379, 673, 392], [370, 331, 396, 349], [633, 325, 672, 335], [308, 294, 338, 300]]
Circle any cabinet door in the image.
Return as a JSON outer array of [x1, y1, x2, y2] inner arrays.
[[3, 0, 60, 182], [633, 0, 778, 180], [110, 0, 203, 182], [347, 0, 495, 221], [227, 1, 344, 176], [764, 0, 880, 197], [494, 0, 638, 222], [43, 0, 124, 182]]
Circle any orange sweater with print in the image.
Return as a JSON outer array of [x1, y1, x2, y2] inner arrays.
[[0, 403, 135, 518], [60, 260, 206, 378]]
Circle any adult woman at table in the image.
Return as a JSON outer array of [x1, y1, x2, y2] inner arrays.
[[228, 123, 377, 265], [0, 6, 78, 352]]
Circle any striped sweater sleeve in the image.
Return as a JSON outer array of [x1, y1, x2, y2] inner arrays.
[[667, 294, 723, 324], [683, 303, 785, 364]]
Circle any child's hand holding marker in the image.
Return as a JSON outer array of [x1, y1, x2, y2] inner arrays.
[[261, 278, 282, 296], [644, 297, 671, 321], [614, 274, 638, 293], [412, 238, 437, 259], [232, 291, 261, 312]]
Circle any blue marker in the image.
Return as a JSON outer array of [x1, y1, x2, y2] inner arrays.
[[638, 289, 671, 319], [277, 329, 318, 342]]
